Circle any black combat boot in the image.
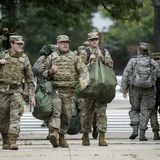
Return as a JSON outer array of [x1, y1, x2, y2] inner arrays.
[[154, 131, 160, 140], [129, 126, 138, 140], [139, 130, 148, 141]]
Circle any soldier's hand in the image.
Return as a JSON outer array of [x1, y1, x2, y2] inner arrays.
[[123, 91, 128, 98], [30, 97, 36, 107], [89, 54, 96, 62], [48, 65, 58, 75], [79, 78, 89, 89], [0, 59, 7, 65]]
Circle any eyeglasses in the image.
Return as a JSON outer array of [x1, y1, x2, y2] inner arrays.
[[89, 38, 99, 41]]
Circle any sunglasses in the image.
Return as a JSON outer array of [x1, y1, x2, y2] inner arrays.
[[14, 42, 24, 46], [155, 58, 160, 60], [90, 38, 99, 41]]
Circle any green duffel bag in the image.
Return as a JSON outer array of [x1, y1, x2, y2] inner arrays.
[[32, 81, 53, 120], [76, 59, 117, 104]]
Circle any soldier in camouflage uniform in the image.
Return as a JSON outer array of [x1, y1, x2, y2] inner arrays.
[[43, 35, 89, 148], [0, 35, 35, 150], [78, 32, 113, 146], [33, 44, 57, 133], [120, 43, 160, 141], [150, 52, 160, 140], [0, 28, 9, 51]]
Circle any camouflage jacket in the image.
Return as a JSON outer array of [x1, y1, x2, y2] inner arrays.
[[43, 50, 89, 89], [0, 49, 35, 98], [120, 54, 160, 93]]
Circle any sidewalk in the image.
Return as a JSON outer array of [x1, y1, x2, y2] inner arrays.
[[0, 133, 160, 160], [1, 99, 159, 160]]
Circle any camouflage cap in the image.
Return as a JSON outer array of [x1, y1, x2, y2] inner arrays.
[[88, 32, 99, 40], [57, 35, 70, 42], [151, 52, 160, 59], [138, 42, 150, 50], [9, 35, 24, 44], [2, 27, 8, 32]]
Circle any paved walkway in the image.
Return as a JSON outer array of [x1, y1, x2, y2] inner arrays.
[[0, 133, 160, 160], [0, 98, 160, 160]]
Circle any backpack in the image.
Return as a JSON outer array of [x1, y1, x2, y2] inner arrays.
[[132, 56, 155, 88]]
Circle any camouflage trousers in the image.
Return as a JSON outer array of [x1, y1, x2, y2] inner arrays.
[[76, 98, 85, 131], [150, 97, 160, 132], [82, 98, 107, 133], [46, 89, 74, 134], [0, 92, 24, 136], [129, 86, 156, 131]]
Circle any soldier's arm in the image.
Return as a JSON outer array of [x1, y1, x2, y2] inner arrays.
[[75, 55, 90, 85], [24, 57, 36, 100], [78, 50, 88, 65], [120, 59, 135, 93]]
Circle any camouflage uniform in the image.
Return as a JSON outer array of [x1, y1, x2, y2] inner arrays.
[[0, 28, 9, 51], [43, 35, 89, 148], [120, 43, 160, 141], [0, 35, 35, 149], [78, 32, 113, 146], [150, 52, 160, 139]]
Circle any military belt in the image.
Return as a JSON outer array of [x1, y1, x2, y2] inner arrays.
[[0, 82, 22, 91]]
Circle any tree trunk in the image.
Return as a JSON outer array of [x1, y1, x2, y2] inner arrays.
[[153, 0, 160, 51]]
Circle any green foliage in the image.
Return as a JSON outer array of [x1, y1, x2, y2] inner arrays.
[[104, 0, 153, 74], [0, 0, 145, 67]]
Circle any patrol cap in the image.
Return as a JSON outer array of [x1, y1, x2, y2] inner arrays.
[[9, 35, 24, 44], [88, 32, 99, 40], [57, 35, 70, 42], [138, 42, 149, 50], [2, 27, 8, 32], [151, 52, 160, 59]]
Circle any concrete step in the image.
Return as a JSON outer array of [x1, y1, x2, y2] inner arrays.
[[20, 111, 160, 134]]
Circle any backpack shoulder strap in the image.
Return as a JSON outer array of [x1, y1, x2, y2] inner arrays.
[[99, 46, 106, 56], [86, 48, 91, 62]]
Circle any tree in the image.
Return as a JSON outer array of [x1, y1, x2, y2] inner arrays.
[[103, 0, 154, 74], [152, 0, 160, 51], [0, 0, 143, 31]]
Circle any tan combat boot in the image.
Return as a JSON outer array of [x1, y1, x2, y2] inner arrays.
[[82, 132, 90, 146], [49, 128, 59, 148], [1, 133, 10, 150], [8, 133, 18, 150], [59, 133, 69, 148], [99, 132, 108, 146]]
